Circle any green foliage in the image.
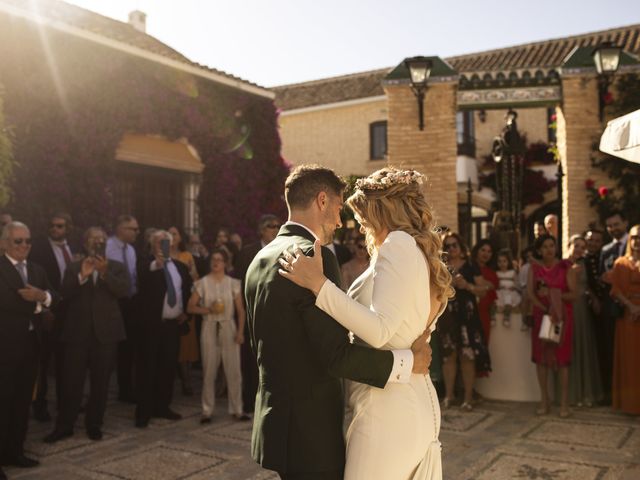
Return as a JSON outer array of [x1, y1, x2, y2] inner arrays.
[[0, 86, 15, 208]]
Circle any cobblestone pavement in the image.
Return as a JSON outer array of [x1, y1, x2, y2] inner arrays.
[[6, 376, 640, 480]]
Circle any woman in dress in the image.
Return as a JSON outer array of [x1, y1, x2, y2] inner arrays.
[[438, 232, 491, 410], [527, 234, 577, 418], [279, 167, 453, 480], [168, 226, 200, 396], [610, 224, 640, 415], [187, 249, 248, 422], [566, 234, 603, 407], [471, 239, 498, 342], [340, 234, 370, 290]]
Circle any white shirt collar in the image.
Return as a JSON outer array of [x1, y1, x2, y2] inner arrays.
[[5, 253, 24, 266], [284, 221, 318, 241]]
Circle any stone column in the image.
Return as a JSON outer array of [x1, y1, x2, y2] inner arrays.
[[383, 80, 459, 230]]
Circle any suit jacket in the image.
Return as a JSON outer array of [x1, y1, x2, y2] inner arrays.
[[28, 236, 77, 291], [136, 256, 192, 331], [244, 224, 393, 474], [59, 259, 130, 344], [0, 255, 58, 357]]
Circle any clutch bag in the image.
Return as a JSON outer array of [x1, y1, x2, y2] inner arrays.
[[538, 314, 562, 344]]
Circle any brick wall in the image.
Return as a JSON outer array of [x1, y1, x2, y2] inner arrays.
[[384, 82, 459, 230], [278, 99, 388, 176]]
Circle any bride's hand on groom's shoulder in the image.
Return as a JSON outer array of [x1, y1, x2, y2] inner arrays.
[[278, 239, 327, 296], [410, 330, 432, 374]]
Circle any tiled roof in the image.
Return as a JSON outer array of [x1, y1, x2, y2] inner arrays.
[[275, 23, 640, 111], [0, 0, 268, 93]]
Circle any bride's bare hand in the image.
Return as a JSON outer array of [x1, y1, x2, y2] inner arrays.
[[278, 239, 327, 296]]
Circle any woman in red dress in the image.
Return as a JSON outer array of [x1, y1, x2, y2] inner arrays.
[[527, 234, 577, 418], [471, 239, 498, 343]]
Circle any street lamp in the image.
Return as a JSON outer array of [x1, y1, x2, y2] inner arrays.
[[592, 42, 622, 121], [404, 56, 432, 130]]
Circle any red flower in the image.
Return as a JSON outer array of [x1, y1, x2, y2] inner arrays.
[[550, 113, 557, 121], [598, 186, 609, 198], [585, 179, 595, 189], [603, 91, 614, 105]]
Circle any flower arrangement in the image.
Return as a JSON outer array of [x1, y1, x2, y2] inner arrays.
[[355, 169, 425, 191]]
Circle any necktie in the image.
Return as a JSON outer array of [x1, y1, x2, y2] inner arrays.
[[164, 261, 177, 308], [16, 261, 28, 285], [58, 243, 72, 266]]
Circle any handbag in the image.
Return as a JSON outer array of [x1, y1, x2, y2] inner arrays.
[[538, 314, 562, 344]]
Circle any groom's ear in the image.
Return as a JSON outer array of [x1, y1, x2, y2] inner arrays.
[[315, 191, 328, 211]]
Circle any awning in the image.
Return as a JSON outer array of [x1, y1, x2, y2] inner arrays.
[[115, 134, 203, 173], [599, 109, 640, 164]]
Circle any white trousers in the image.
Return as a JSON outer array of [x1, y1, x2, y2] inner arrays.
[[200, 319, 243, 416]]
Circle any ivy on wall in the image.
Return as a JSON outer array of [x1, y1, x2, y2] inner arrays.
[[0, 84, 15, 208], [0, 14, 288, 241]]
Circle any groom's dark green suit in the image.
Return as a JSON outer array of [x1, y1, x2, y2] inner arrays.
[[244, 224, 394, 477]]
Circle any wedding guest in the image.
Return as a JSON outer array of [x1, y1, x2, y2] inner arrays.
[[494, 249, 522, 329], [214, 227, 238, 268], [533, 220, 547, 240], [187, 233, 209, 278], [43, 227, 129, 443], [583, 229, 606, 316], [438, 232, 490, 411], [598, 211, 629, 403], [544, 214, 559, 239], [232, 214, 281, 413], [518, 246, 535, 328], [29, 212, 77, 422], [566, 234, 603, 407], [135, 230, 192, 427], [106, 214, 140, 403], [230, 232, 243, 253], [168, 226, 199, 397], [188, 249, 248, 423], [0, 222, 57, 474], [528, 234, 577, 418], [610, 224, 640, 415], [471, 239, 498, 342], [340, 234, 370, 291]]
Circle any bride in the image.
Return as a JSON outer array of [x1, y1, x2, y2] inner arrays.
[[279, 167, 453, 480]]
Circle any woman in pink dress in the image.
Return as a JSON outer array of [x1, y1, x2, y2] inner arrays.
[[527, 234, 577, 418]]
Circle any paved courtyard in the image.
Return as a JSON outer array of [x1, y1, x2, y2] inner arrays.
[[6, 375, 640, 480]]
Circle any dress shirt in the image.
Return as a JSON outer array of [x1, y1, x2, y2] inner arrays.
[[285, 221, 414, 384], [5, 254, 52, 325], [48, 237, 71, 282], [150, 259, 183, 319], [106, 236, 137, 296]]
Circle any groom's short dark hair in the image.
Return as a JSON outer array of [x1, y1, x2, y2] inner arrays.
[[285, 164, 346, 209]]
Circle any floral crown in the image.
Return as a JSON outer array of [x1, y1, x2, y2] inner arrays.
[[355, 169, 425, 191]]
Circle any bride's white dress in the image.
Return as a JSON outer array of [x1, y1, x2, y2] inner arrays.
[[315, 231, 443, 480]]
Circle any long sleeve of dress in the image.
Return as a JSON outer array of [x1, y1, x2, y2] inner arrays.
[[315, 231, 426, 349]]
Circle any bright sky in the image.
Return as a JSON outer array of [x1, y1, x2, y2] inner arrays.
[[64, 0, 640, 87]]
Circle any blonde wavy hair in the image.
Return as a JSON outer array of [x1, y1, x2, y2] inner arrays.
[[347, 167, 454, 303]]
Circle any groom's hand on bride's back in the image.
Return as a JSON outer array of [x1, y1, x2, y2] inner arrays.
[[410, 330, 432, 374]]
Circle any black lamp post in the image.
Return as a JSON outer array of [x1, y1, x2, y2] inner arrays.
[[404, 56, 432, 130], [592, 42, 622, 121]]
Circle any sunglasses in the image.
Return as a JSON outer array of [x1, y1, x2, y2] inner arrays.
[[13, 238, 32, 245], [49, 223, 66, 229], [265, 224, 280, 229], [443, 242, 459, 250]]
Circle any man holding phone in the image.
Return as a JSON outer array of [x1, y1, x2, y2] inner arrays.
[[134, 230, 192, 428], [44, 227, 130, 443]]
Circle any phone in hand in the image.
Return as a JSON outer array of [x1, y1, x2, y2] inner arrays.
[[94, 242, 106, 258], [160, 238, 171, 259]]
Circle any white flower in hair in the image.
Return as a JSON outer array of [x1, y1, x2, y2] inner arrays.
[[355, 169, 425, 191]]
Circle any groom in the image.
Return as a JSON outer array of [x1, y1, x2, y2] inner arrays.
[[244, 165, 432, 480]]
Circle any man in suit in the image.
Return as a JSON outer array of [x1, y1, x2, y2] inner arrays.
[[598, 211, 629, 403], [43, 227, 130, 443], [244, 165, 432, 480], [0, 222, 58, 479], [233, 214, 281, 413], [28, 212, 77, 422], [135, 230, 192, 428], [106, 214, 139, 403]]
